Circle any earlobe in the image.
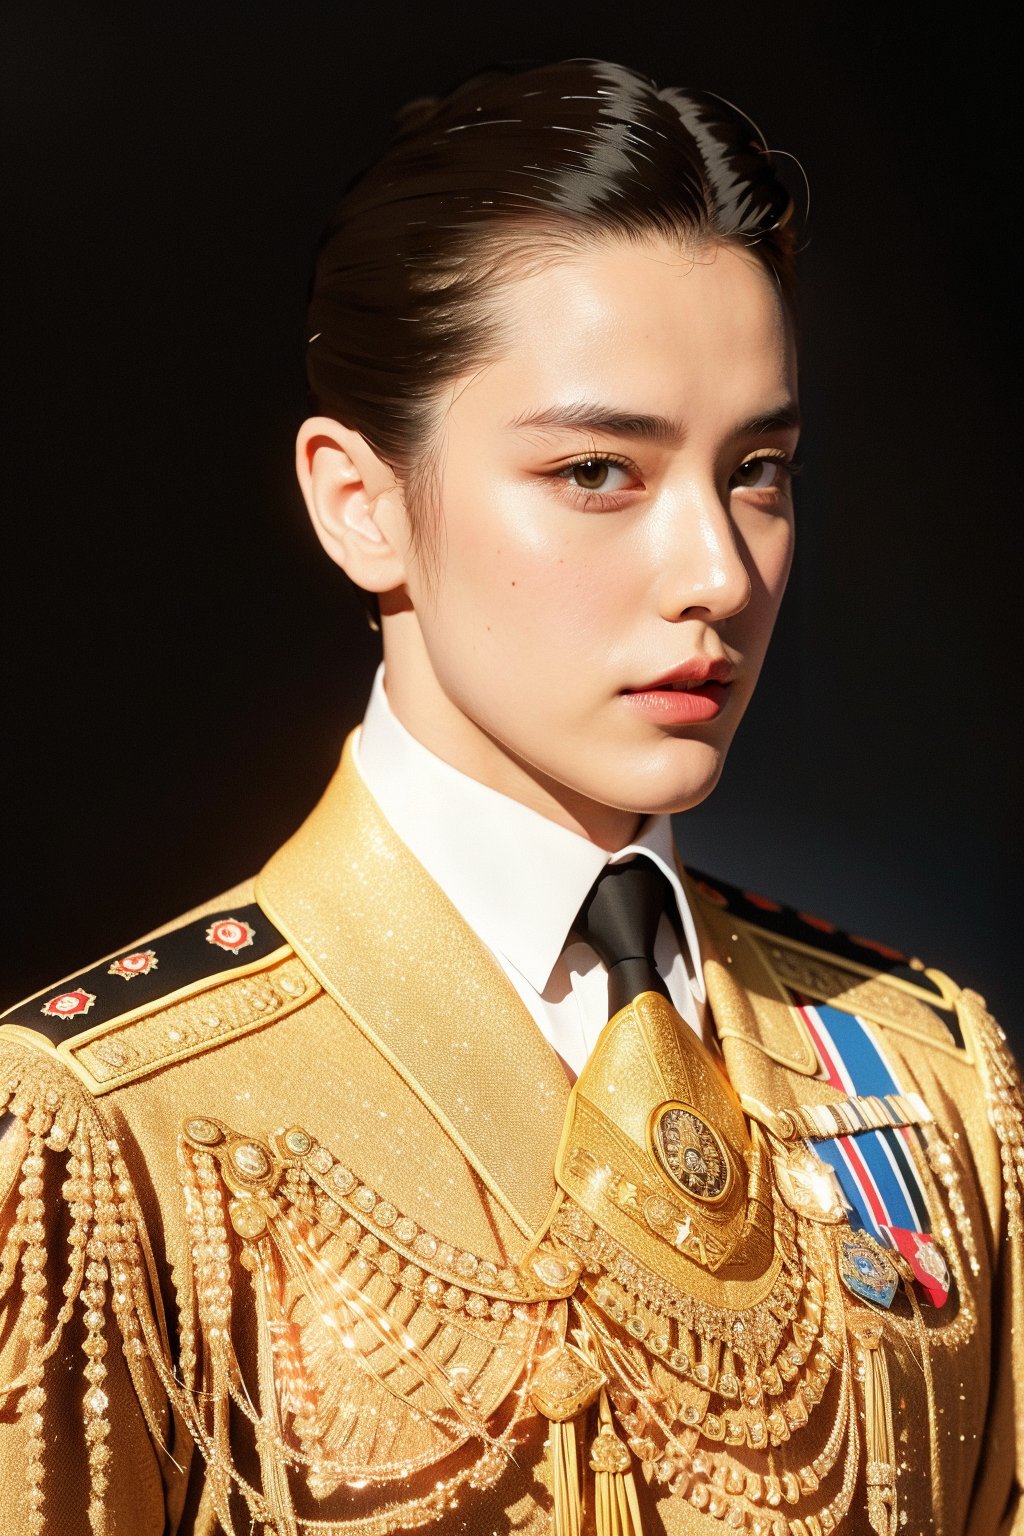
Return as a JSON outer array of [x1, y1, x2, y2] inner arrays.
[[295, 416, 410, 593]]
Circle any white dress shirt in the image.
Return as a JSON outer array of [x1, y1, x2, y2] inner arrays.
[[353, 666, 705, 1077]]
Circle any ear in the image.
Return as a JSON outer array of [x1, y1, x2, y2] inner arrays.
[[295, 416, 411, 593]]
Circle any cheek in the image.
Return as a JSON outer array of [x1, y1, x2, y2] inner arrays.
[[752, 520, 795, 608], [443, 492, 628, 652]]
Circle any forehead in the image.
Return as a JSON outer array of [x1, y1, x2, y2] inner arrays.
[[449, 238, 796, 435]]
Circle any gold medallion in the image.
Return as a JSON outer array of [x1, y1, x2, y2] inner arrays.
[[648, 1101, 731, 1202]]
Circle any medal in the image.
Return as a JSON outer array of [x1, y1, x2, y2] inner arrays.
[[880, 1225, 950, 1307], [773, 1144, 849, 1224], [837, 1231, 899, 1308]]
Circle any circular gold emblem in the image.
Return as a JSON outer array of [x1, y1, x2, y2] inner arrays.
[[649, 1102, 731, 1202]]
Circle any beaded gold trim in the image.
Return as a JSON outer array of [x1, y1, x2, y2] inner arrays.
[[1, 984, 1008, 1536], [960, 990, 1024, 1240], [0, 1046, 174, 1534], [181, 1117, 562, 1314], [173, 1115, 553, 1528], [548, 1175, 864, 1534]]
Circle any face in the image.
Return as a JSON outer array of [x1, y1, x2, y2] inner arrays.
[[382, 237, 799, 847]]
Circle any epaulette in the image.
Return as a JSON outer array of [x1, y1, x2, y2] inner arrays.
[[0, 903, 315, 1093], [689, 866, 965, 1047]]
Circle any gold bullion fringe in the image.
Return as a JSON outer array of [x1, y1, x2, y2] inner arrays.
[[0, 1046, 171, 1536], [955, 986, 1024, 1511], [854, 1324, 897, 1536], [551, 1417, 583, 1536], [260, 1187, 497, 1445], [955, 987, 1024, 1239], [178, 1136, 535, 1533], [549, 1206, 868, 1534], [0, 1046, 534, 1536], [251, 1235, 300, 1536], [538, 1371, 643, 1536]]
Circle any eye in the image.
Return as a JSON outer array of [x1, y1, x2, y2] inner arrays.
[[559, 457, 634, 493], [731, 456, 797, 493]]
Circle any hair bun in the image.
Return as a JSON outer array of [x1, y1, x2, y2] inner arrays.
[[394, 95, 441, 134]]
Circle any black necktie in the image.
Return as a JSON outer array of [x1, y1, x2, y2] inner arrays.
[[574, 858, 673, 1017]]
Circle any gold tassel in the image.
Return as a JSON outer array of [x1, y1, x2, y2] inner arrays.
[[856, 1324, 897, 1536], [589, 1389, 643, 1536], [530, 1342, 606, 1536]]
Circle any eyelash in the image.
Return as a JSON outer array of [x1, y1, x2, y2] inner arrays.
[[554, 452, 636, 505], [732, 454, 804, 493], [552, 451, 803, 508]]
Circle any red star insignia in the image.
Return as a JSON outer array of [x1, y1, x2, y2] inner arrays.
[[41, 988, 96, 1020], [205, 918, 255, 955], [108, 949, 158, 981]]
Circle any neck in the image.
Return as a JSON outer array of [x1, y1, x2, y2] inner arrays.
[[380, 624, 643, 852]]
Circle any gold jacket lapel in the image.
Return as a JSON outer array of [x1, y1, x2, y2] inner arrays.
[[255, 736, 571, 1239], [682, 866, 821, 1075]]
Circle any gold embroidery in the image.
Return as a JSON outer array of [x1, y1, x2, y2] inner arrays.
[[533, 988, 897, 1535], [751, 936, 962, 1048], [1, 902, 1004, 1535]]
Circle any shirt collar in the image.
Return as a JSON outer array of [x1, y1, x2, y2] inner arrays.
[[354, 665, 703, 999]]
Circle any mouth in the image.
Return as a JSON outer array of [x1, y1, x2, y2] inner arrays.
[[623, 658, 735, 694], [620, 659, 734, 723]]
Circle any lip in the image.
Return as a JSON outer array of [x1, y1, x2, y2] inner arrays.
[[620, 657, 734, 726], [628, 657, 734, 691]]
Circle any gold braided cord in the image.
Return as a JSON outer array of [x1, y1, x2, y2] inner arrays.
[[955, 988, 1024, 1238], [853, 1322, 898, 1536]]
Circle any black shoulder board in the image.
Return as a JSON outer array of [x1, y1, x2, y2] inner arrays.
[[688, 867, 952, 1004], [3, 904, 288, 1044]]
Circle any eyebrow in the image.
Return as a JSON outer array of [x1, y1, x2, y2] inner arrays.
[[508, 399, 801, 443]]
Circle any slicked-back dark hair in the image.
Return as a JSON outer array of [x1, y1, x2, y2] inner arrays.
[[306, 58, 797, 528]]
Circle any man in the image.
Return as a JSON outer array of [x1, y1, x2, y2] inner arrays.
[[2, 60, 1021, 1536]]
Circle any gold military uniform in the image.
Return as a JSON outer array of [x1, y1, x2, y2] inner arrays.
[[1, 739, 1022, 1535]]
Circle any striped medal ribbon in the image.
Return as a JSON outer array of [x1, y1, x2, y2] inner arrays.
[[793, 994, 950, 1306]]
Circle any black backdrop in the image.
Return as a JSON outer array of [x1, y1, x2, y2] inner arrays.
[[3, 2, 1019, 1043]]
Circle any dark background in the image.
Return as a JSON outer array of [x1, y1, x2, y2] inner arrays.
[[3, 3, 1019, 1042]]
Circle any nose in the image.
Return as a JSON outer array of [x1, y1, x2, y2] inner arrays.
[[655, 488, 752, 622]]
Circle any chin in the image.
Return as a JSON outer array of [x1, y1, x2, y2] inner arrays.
[[605, 740, 729, 819]]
